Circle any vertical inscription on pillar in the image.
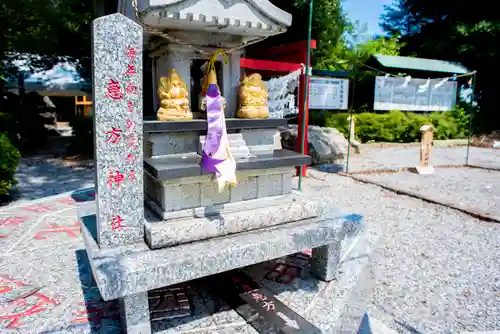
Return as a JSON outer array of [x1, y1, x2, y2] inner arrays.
[[92, 13, 144, 246]]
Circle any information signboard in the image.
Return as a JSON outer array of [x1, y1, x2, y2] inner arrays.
[[308, 77, 349, 110], [374, 76, 458, 111]]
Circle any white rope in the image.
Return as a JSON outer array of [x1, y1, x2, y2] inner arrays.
[[264, 68, 302, 119], [131, 0, 268, 56]]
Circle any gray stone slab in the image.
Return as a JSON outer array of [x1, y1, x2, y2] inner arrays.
[[143, 118, 287, 133], [144, 192, 333, 248], [144, 168, 293, 215], [148, 192, 299, 221], [92, 13, 144, 247], [81, 208, 350, 301], [144, 149, 311, 181], [145, 132, 200, 158]]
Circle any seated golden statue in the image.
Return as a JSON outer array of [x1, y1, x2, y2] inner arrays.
[[157, 69, 193, 121], [237, 73, 269, 119]]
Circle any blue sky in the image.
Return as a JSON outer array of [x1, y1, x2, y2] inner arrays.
[[342, 0, 394, 36]]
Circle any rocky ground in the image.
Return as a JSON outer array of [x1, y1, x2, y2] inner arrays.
[[347, 146, 500, 172], [2, 146, 499, 333], [304, 169, 500, 333]]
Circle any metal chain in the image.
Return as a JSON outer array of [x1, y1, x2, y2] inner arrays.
[[131, 0, 268, 56]]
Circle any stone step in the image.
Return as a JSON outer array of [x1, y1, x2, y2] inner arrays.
[[143, 118, 287, 133], [144, 192, 331, 249], [199, 133, 251, 158], [80, 207, 361, 301], [144, 149, 310, 181]]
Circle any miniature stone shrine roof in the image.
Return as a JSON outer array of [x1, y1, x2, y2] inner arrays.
[[140, 0, 292, 37]]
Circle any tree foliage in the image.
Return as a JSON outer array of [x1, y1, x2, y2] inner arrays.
[[381, 0, 500, 131], [265, 0, 402, 72], [0, 0, 93, 79]]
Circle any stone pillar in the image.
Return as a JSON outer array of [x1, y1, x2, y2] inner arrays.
[[416, 124, 435, 175], [91, 12, 151, 333]]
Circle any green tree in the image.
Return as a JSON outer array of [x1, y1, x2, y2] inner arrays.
[[0, 0, 93, 79], [381, 0, 500, 132], [263, 0, 349, 69]]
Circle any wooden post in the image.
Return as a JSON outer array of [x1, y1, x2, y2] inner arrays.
[[416, 124, 435, 175]]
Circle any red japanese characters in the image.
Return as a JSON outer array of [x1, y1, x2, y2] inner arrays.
[[105, 79, 124, 100], [251, 292, 275, 311], [0, 274, 58, 329], [34, 222, 80, 240], [105, 127, 122, 144], [111, 215, 124, 230], [72, 300, 120, 327]]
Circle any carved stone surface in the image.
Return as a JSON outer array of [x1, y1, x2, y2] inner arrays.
[[144, 168, 294, 214], [148, 286, 192, 321], [144, 192, 333, 249], [145, 132, 200, 158], [80, 205, 359, 301], [311, 213, 365, 281], [91, 13, 144, 247]]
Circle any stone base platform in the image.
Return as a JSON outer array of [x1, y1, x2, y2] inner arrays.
[[144, 192, 332, 249], [81, 207, 363, 302], [0, 189, 376, 333]]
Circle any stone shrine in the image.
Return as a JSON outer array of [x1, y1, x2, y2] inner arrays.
[[80, 1, 372, 333]]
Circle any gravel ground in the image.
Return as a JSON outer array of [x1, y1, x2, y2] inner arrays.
[[2, 157, 94, 208], [347, 146, 500, 172], [358, 168, 500, 221], [302, 170, 500, 333]]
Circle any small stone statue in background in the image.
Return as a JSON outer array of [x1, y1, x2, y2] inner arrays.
[[157, 69, 193, 121], [237, 73, 269, 119]]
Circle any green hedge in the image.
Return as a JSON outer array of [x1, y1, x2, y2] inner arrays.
[[321, 108, 469, 143], [0, 112, 20, 148], [0, 133, 21, 197]]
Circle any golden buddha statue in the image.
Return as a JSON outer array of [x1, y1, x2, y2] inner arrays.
[[157, 69, 193, 121], [237, 73, 269, 119]]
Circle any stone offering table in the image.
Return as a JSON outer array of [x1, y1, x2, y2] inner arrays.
[[79, 1, 373, 332]]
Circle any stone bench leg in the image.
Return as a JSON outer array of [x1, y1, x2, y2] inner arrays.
[[119, 292, 151, 334], [310, 241, 341, 281], [311, 214, 365, 282]]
